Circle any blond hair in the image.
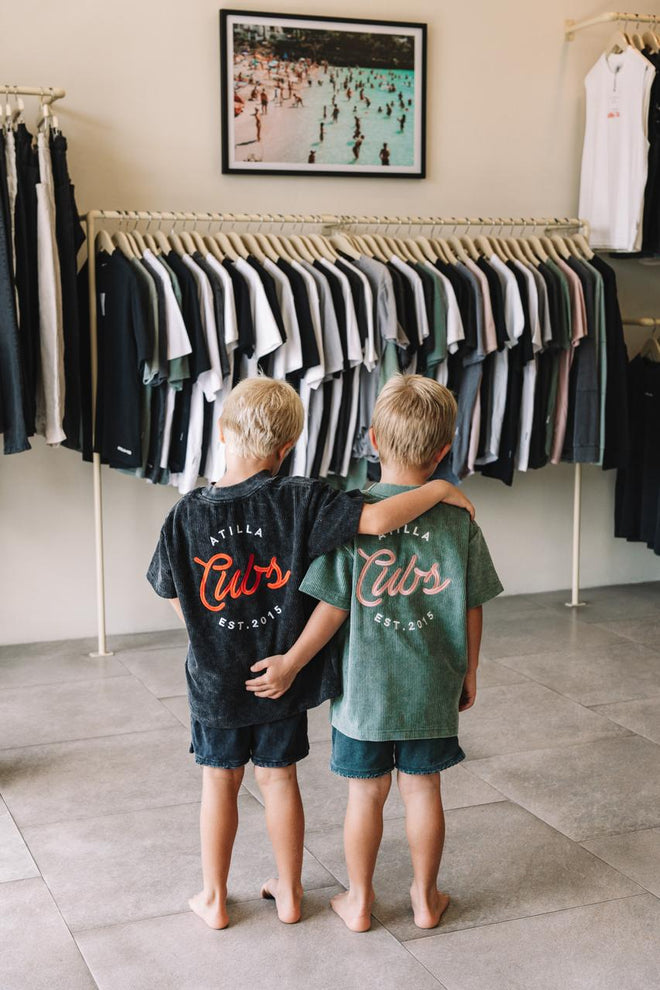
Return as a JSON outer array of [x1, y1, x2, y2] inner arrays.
[[371, 374, 457, 468], [220, 377, 304, 458]]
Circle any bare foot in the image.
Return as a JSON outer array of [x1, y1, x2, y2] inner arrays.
[[410, 884, 450, 929], [188, 889, 229, 930], [260, 877, 303, 924], [330, 889, 373, 933]]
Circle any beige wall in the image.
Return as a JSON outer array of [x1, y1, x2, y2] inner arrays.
[[1, 0, 659, 644]]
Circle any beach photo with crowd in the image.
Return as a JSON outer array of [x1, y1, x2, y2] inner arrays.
[[225, 18, 421, 172]]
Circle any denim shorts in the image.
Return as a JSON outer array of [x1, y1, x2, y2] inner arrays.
[[331, 727, 465, 778], [190, 712, 309, 769]]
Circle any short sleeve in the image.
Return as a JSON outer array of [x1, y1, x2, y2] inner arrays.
[[306, 483, 364, 559], [146, 512, 177, 599], [466, 521, 503, 609], [300, 544, 353, 611]]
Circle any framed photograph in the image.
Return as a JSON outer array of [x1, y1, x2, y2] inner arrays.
[[219, 9, 427, 177]]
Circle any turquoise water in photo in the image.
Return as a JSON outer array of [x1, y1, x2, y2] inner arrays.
[[234, 64, 417, 168]]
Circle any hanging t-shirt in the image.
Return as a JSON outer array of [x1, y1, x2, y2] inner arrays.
[[95, 250, 151, 470], [147, 471, 364, 727], [579, 46, 655, 251], [300, 483, 503, 741]]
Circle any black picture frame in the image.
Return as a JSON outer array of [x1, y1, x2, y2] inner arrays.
[[219, 9, 427, 178]]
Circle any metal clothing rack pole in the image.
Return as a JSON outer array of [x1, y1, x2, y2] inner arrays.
[[83, 210, 590, 652], [622, 316, 660, 325], [565, 11, 660, 39], [1, 85, 66, 103]]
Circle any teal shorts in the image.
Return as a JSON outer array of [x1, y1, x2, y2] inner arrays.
[[331, 727, 465, 778]]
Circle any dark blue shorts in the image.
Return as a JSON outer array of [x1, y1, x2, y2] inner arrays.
[[190, 712, 309, 769], [331, 727, 465, 778]]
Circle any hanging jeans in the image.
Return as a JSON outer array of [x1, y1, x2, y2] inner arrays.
[[0, 191, 30, 453]]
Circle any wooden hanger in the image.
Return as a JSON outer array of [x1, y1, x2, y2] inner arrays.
[[403, 236, 428, 264], [130, 228, 149, 255], [362, 233, 390, 262], [308, 233, 337, 260], [177, 231, 196, 255], [640, 325, 660, 362], [475, 234, 508, 263], [525, 236, 550, 264], [434, 238, 459, 264], [500, 236, 518, 263], [253, 232, 280, 263], [203, 234, 224, 262], [540, 236, 564, 265], [414, 235, 440, 263], [570, 233, 594, 259], [505, 237, 529, 264], [212, 231, 239, 260], [515, 237, 540, 266], [189, 230, 208, 254], [168, 230, 188, 257], [605, 29, 631, 55], [459, 235, 481, 261], [112, 230, 137, 259], [95, 229, 115, 254], [268, 232, 298, 261], [226, 232, 249, 259], [152, 229, 172, 255], [631, 30, 645, 51], [288, 234, 316, 264], [388, 236, 414, 262], [447, 236, 471, 264], [551, 233, 578, 258], [642, 27, 660, 52], [240, 232, 266, 263], [546, 234, 571, 261], [328, 232, 362, 259]]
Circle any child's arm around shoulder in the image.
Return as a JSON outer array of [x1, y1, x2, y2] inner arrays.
[[245, 600, 348, 699], [357, 480, 474, 536]]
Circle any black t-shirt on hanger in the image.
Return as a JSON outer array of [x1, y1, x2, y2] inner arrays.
[[95, 250, 151, 470], [246, 255, 287, 344], [276, 258, 321, 372]]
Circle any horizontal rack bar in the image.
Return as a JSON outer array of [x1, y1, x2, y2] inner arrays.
[[1, 85, 66, 103], [622, 316, 660, 325], [566, 11, 659, 39], [84, 210, 586, 231]]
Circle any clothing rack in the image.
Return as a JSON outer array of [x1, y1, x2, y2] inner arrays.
[[84, 210, 591, 655], [565, 11, 660, 39], [622, 316, 660, 325], [1, 85, 66, 103]]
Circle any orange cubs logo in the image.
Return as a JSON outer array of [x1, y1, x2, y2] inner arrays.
[[193, 553, 291, 612]]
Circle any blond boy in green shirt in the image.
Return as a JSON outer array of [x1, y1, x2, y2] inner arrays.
[[248, 375, 502, 932]]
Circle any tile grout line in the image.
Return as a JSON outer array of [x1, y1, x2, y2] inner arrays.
[[0, 717, 186, 753], [462, 727, 637, 767], [399, 890, 653, 945], [69, 882, 343, 937], [8, 871, 101, 988]]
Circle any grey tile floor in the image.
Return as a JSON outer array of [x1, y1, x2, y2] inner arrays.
[[1, 583, 659, 990]]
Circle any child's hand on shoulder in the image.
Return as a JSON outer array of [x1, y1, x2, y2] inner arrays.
[[459, 669, 477, 711], [245, 654, 299, 699]]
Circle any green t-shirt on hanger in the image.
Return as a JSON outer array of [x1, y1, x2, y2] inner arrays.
[[300, 483, 503, 742]]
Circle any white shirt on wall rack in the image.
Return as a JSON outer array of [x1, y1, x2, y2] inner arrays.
[[579, 45, 654, 252]]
